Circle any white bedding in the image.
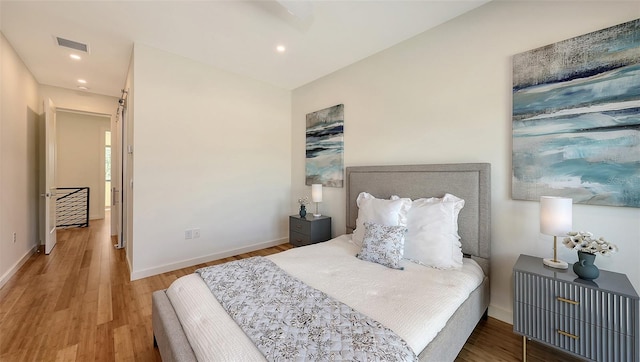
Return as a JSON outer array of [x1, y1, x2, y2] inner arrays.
[[166, 234, 485, 361]]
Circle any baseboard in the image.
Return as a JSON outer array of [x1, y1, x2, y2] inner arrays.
[[0, 244, 38, 289], [129, 238, 289, 281], [488, 304, 513, 324]]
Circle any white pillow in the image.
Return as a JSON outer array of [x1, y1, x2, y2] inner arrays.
[[352, 192, 412, 247], [426, 193, 464, 239], [392, 193, 465, 269], [393, 193, 464, 238]]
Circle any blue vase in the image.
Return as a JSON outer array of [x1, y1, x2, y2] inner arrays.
[[299, 205, 307, 218], [573, 251, 599, 281]]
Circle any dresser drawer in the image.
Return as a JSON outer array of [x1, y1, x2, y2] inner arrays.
[[289, 230, 312, 247], [514, 270, 637, 335], [290, 217, 312, 235], [515, 302, 635, 362]]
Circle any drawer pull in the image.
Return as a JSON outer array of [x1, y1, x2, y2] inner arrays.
[[557, 330, 579, 339], [557, 297, 579, 305]]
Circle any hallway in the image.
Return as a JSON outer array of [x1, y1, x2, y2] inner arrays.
[[0, 214, 290, 362], [0, 214, 161, 361]]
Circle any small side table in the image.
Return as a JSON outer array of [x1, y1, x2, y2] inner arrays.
[[289, 215, 331, 247], [513, 254, 639, 362]]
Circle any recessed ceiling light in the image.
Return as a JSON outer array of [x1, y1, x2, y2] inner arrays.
[[69, 54, 81, 60], [276, 45, 286, 53], [77, 79, 87, 84], [77, 86, 89, 90]]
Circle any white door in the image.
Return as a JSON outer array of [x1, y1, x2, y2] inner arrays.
[[111, 105, 124, 248], [120, 103, 128, 249], [43, 98, 57, 254], [111, 110, 120, 244]]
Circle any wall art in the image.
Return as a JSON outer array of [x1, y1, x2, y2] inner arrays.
[[306, 104, 344, 187], [512, 19, 640, 208]]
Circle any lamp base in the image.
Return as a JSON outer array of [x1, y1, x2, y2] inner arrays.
[[313, 213, 321, 217], [543, 258, 568, 269]]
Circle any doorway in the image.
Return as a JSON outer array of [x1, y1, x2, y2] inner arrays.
[[55, 110, 111, 220]]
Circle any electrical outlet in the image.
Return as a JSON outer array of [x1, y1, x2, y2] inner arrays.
[[185, 229, 193, 240], [193, 228, 200, 239], [13, 232, 16, 243]]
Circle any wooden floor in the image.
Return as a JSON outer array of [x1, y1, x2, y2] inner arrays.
[[0, 214, 583, 362]]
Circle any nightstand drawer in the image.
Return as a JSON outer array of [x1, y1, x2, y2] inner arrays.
[[515, 302, 636, 361], [514, 270, 637, 334], [290, 217, 312, 235], [289, 231, 312, 247]]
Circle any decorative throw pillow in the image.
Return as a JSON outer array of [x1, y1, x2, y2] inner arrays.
[[352, 192, 412, 247], [356, 222, 406, 270]]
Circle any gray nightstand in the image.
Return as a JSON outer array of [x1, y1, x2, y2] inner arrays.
[[289, 215, 331, 247], [513, 254, 639, 362]]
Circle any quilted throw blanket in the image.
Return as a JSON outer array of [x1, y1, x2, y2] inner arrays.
[[196, 257, 417, 362]]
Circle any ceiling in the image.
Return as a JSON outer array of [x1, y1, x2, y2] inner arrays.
[[1, 1, 489, 97]]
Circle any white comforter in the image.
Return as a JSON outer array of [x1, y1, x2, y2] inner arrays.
[[166, 234, 485, 361]]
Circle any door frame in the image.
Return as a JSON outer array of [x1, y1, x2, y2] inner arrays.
[[113, 91, 128, 249], [40, 98, 57, 254]]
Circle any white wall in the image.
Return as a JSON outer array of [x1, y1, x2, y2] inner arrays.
[[0, 33, 40, 287], [56, 111, 110, 220], [291, 1, 640, 324], [129, 44, 292, 279], [39, 85, 119, 117]]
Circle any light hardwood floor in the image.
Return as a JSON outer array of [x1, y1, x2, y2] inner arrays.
[[0, 215, 582, 362]]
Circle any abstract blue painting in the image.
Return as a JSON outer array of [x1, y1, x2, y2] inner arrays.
[[512, 19, 640, 208], [306, 104, 344, 187]]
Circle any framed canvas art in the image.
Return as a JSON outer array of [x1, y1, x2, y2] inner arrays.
[[306, 104, 344, 187], [512, 19, 640, 208]]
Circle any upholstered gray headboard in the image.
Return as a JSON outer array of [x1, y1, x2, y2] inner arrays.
[[345, 163, 491, 274]]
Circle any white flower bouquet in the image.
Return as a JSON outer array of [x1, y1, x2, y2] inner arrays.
[[562, 231, 618, 256], [297, 196, 309, 206]]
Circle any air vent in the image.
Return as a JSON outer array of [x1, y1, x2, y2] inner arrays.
[[55, 36, 88, 53]]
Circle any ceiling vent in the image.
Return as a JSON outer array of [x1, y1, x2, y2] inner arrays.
[[55, 36, 89, 53]]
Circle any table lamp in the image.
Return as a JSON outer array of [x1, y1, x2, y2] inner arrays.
[[311, 184, 322, 217], [540, 196, 572, 269]]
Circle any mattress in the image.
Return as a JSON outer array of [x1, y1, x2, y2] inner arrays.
[[166, 234, 485, 361]]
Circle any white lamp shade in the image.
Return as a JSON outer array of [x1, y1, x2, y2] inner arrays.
[[311, 184, 323, 202], [540, 196, 572, 236]]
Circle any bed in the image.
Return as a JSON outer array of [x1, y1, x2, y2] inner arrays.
[[152, 163, 491, 361]]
